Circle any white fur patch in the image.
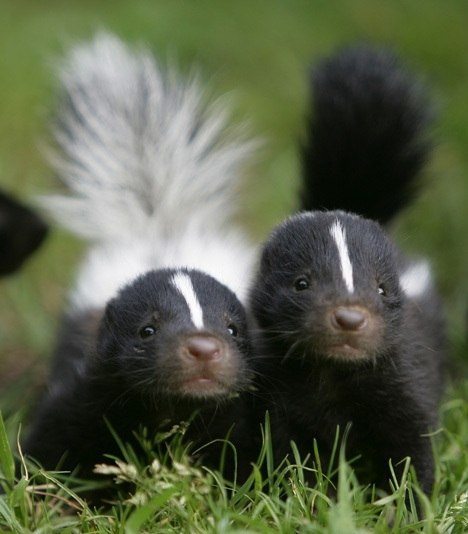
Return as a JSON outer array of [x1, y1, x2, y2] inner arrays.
[[69, 227, 255, 311], [399, 261, 432, 298], [330, 220, 354, 293], [70, 242, 149, 310], [171, 271, 204, 329]]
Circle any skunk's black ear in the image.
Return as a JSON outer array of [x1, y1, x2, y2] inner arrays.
[[259, 243, 275, 277], [0, 190, 48, 276], [96, 299, 119, 357]]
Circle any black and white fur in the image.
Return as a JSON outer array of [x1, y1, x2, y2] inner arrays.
[[22, 33, 257, 483], [249, 46, 446, 496], [25, 268, 253, 481], [250, 210, 446, 494]]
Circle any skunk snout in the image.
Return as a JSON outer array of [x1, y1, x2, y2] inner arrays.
[[306, 301, 386, 361], [163, 330, 247, 398], [185, 336, 222, 362], [331, 307, 369, 331]]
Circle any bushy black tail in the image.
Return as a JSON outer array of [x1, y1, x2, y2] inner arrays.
[[300, 45, 434, 224], [0, 190, 48, 276]]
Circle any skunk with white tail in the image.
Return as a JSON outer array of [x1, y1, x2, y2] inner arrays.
[[22, 33, 257, 485], [249, 46, 447, 497]]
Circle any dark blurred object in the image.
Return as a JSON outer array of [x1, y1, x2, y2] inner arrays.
[[0, 190, 48, 276]]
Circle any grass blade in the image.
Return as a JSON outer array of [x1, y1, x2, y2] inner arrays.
[[0, 410, 15, 486]]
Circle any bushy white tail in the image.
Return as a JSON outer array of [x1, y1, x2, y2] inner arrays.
[[44, 32, 255, 240], [42, 33, 257, 309]]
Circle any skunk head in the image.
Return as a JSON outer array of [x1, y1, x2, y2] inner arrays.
[[96, 268, 252, 401], [250, 210, 405, 364]]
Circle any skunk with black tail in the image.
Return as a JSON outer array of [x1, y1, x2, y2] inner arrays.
[[22, 33, 257, 484], [0, 190, 48, 276], [249, 46, 447, 496], [300, 45, 433, 224]]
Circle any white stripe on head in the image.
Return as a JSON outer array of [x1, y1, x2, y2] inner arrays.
[[171, 271, 204, 329], [330, 220, 354, 293]]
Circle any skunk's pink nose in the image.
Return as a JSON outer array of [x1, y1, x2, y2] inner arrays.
[[185, 336, 221, 361], [332, 307, 368, 331]]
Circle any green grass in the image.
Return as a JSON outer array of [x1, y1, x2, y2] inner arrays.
[[2, 406, 468, 533], [1, 0, 468, 531]]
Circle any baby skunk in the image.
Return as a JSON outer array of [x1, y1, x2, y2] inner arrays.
[[249, 46, 446, 495], [22, 33, 257, 484], [24, 268, 252, 480], [300, 45, 432, 224], [250, 211, 446, 494], [0, 190, 48, 276]]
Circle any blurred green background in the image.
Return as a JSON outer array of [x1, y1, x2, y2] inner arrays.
[[0, 0, 467, 418]]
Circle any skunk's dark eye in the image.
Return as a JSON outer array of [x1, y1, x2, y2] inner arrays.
[[378, 284, 387, 296], [227, 324, 238, 337], [140, 326, 156, 339], [294, 277, 309, 291]]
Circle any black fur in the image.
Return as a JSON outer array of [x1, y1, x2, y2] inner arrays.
[[0, 190, 48, 276], [23, 268, 253, 483], [300, 45, 433, 223], [249, 210, 446, 494]]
